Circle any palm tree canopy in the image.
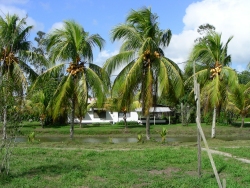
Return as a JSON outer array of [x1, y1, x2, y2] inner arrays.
[[45, 20, 105, 64], [0, 14, 38, 83], [185, 31, 237, 110], [104, 7, 183, 115], [33, 20, 108, 120]]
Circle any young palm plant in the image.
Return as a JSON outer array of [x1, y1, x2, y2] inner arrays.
[[186, 31, 237, 138], [226, 82, 250, 128], [104, 7, 184, 140], [33, 20, 108, 139]]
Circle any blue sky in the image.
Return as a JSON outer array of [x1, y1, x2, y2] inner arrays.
[[0, 0, 250, 71]]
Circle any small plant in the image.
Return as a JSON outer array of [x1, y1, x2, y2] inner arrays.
[[137, 133, 144, 143], [108, 137, 114, 144], [28, 132, 39, 143], [160, 127, 167, 143]]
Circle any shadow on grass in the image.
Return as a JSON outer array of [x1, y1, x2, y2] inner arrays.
[[210, 165, 227, 178], [231, 122, 250, 128], [0, 162, 87, 186]]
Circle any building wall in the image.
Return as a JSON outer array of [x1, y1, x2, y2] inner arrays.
[[73, 109, 139, 124]]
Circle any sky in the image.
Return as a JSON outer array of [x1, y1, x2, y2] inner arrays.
[[0, 0, 250, 72]]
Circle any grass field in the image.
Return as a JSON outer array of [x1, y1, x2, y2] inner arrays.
[[1, 121, 250, 187]]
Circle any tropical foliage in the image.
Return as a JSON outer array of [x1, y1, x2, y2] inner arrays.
[[32, 20, 108, 138], [0, 14, 41, 139], [103, 7, 184, 139], [226, 82, 250, 128], [186, 31, 237, 138]]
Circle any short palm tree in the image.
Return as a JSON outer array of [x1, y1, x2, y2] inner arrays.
[[187, 31, 237, 138], [34, 20, 107, 138], [0, 14, 38, 139], [104, 7, 184, 140], [226, 82, 250, 128]]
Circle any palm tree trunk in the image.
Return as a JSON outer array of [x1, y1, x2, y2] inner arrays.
[[181, 103, 184, 126], [2, 105, 7, 140], [146, 115, 150, 140], [211, 107, 216, 138], [79, 117, 83, 128], [123, 112, 127, 132], [241, 116, 244, 128], [70, 98, 75, 139]]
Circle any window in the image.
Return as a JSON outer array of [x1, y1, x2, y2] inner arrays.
[[118, 112, 131, 118], [93, 110, 106, 119]]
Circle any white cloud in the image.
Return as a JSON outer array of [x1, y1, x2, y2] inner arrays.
[[0, 4, 44, 32], [166, 30, 199, 70], [48, 22, 64, 33], [167, 0, 250, 71], [94, 50, 119, 66]]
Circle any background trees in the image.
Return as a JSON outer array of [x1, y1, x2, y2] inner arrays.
[[104, 7, 184, 139], [226, 83, 250, 128]]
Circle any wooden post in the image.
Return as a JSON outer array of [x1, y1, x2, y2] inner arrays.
[[193, 61, 201, 177], [196, 84, 202, 177], [193, 61, 224, 186], [223, 178, 226, 188], [195, 84, 223, 188]]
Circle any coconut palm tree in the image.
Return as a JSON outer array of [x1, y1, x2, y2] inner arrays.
[[0, 14, 39, 139], [33, 20, 108, 139], [103, 7, 184, 140], [226, 82, 250, 128], [187, 31, 237, 138]]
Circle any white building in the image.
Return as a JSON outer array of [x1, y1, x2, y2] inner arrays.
[[71, 98, 171, 125], [73, 109, 139, 124]]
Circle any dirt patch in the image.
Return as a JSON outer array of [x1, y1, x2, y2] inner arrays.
[[185, 170, 198, 176], [149, 167, 179, 176], [93, 176, 106, 182], [132, 182, 149, 188]]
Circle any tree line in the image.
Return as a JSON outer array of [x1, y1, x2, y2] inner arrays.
[[1, 7, 250, 141]]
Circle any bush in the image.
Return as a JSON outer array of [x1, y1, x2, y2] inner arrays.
[[115, 121, 139, 126]]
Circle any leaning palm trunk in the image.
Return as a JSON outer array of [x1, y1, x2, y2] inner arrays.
[[211, 106, 216, 138], [70, 98, 75, 139], [146, 115, 150, 140], [241, 116, 245, 128]]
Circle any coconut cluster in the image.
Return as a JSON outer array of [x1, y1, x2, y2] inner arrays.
[[66, 62, 84, 76], [210, 63, 222, 78], [1, 51, 18, 65], [143, 50, 160, 63]]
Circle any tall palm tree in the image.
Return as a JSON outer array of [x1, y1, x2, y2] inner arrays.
[[0, 14, 38, 139], [226, 82, 250, 128], [103, 7, 184, 140], [33, 20, 107, 139], [186, 31, 237, 138]]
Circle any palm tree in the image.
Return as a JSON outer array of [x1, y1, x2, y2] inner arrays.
[[33, 20, 107, 139], [103, 7, 184, 140], [187, 31, 237, 138], [226, 82, 250, 128], [0, 14, 38, 139]]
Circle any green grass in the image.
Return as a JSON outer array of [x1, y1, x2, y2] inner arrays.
[[12, 121, 250, 139], [218, 147, 250, 159], [1, 121, 250, 187], [1, 144, 250, 188]]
